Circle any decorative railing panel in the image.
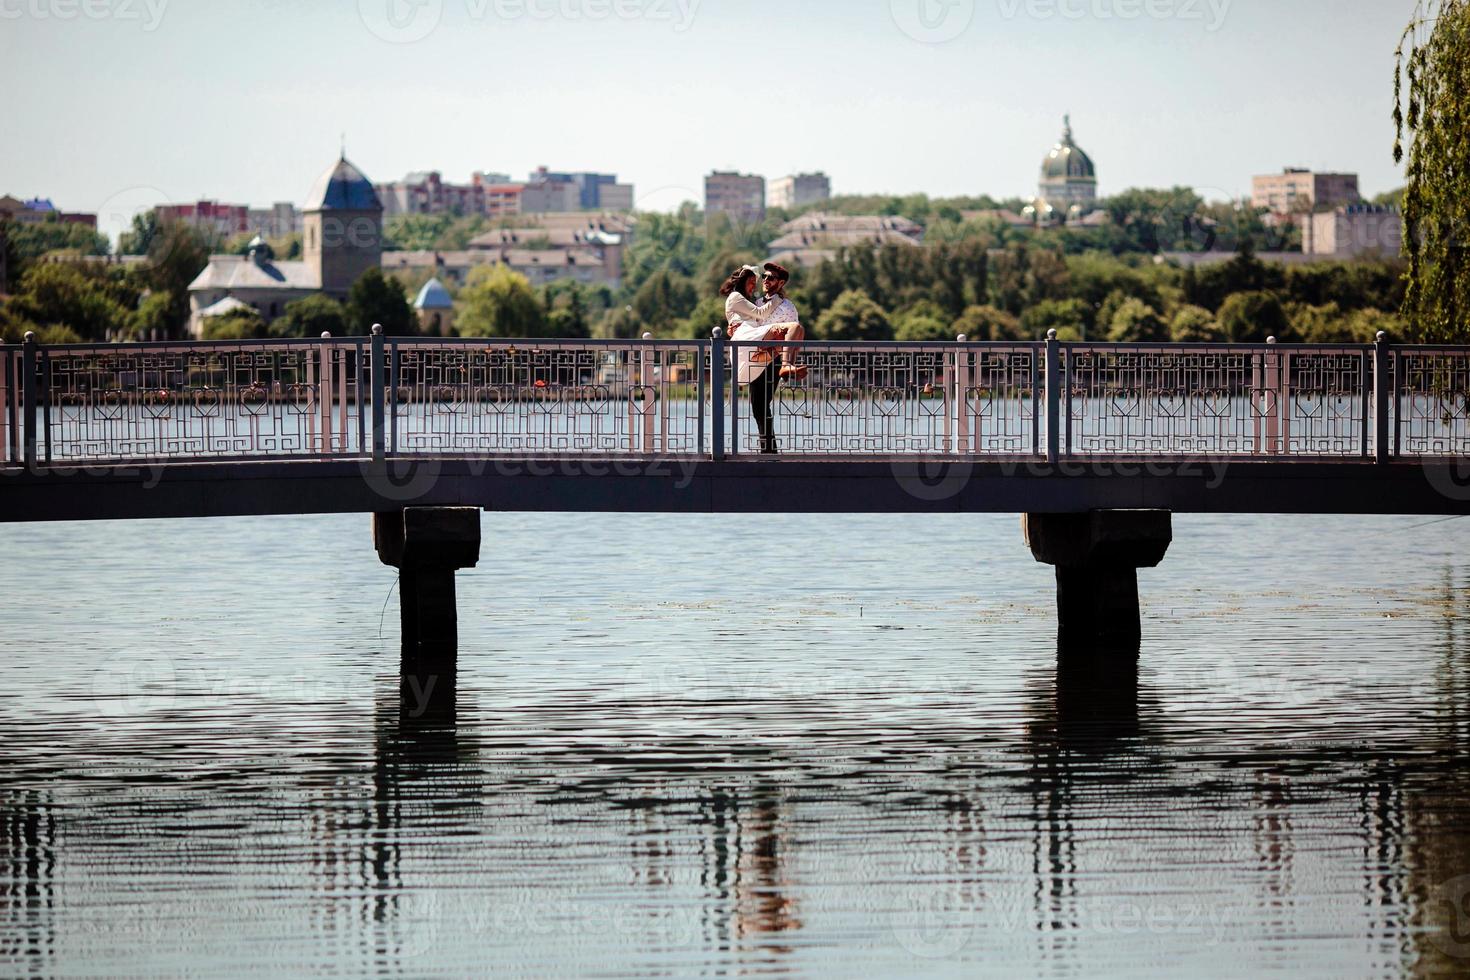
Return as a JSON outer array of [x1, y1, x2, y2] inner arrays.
[[726, 340, 1039, 456], [1394, 348, 1470, 458], [1062, 344, 1372, 457], [2, 346, 18, 467], [33, 340, 364, 463], [2, 332, 1464, 465], [386, 339, 707, 456]]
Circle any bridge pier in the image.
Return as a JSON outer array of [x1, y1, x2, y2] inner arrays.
[[1024, 511, 1173, 654], [374, 508, 482, 672]]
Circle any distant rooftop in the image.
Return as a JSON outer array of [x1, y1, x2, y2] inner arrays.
[[413, 277, 454, 310], [305, 156, 382, 212]]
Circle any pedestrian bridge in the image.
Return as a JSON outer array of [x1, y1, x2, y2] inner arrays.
[[1, 328, 1468, 522], [5, 327, 1468, 656]]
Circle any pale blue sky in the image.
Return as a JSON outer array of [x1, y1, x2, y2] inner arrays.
[[1, 0, 1417, 241]]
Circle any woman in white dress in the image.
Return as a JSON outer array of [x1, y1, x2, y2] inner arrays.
[[718, 265, 801, 453]]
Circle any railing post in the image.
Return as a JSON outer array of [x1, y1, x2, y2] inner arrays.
[[710, 328, 726, 462], [370, 324, 385, 462], [319, 331, 333, 455], [21, 331, 37, 470], [1374, 330, 1391, 465], [1045, 329, 1060, 465], [1264, 336, 1282, 455], [953, 334, 970, 455], [2, 343, 14, 466], [640, 332, 656, 454]]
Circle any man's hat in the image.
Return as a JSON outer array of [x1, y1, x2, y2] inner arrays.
[[762, 261, 791, 282]]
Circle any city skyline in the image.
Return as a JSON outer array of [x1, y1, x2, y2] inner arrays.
[[1, 0, 1416, 242]]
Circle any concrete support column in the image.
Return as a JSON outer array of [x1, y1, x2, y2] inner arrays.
[[374, 508, 482, 671], [1023, 510, 1172, 653]]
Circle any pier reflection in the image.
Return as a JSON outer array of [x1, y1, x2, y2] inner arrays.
[[0, 790, 56, 977]]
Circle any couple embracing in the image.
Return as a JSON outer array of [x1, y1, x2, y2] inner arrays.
[[719, 262, 806, 455]]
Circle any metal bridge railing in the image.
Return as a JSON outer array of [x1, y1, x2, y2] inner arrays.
[[2, 328, 1467, 467]]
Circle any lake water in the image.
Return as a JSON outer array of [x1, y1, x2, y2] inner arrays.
[[2, 512, 1469, 978]]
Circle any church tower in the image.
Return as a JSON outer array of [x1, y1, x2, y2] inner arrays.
[[303, 155, 383, 298]]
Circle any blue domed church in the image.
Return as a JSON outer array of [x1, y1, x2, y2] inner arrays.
[[188, 156, 384, 336]]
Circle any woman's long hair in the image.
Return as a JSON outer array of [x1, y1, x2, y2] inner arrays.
[[719, 266, 757, 298]]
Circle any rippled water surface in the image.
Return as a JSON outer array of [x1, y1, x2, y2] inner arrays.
[[2, 512, 1469, 978]]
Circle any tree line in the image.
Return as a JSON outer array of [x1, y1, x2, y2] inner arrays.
[[0, 179, 1437, 346]]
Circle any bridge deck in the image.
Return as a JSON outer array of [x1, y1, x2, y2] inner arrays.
[[1, 456, 1465, 522]]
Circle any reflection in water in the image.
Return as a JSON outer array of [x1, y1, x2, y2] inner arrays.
[[1023, 650, 1151, 955], [1, 791, 56, 976], [1404, 568, 1470, 976], [1, 513, 1470, 976]]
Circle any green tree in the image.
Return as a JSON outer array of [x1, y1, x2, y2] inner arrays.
[[1020, 298, 1090, 339], [201, 307, 266, 340], [8, 262, 138, 340], [348, 268, 416, 336], [677, 295, 727, 340], [1286, 302, 1350, 343], [117, 211, 161, 256], [3, 219, 109, 271], [383, 213, 489, 252], [596, 305, 643, 339], [1216, 290, 1290, 342], [1396, 0, 1470, 339], [1184, 250, 1284, 312], [1107, 298, 1169, 342], [275, 294, 349, 338], [1169, 304, 1224, 343], [894, 312, 951, 342], [129, 291, 175, 341], [631, 268, 698, 334], [455, 265, 545, 338], [542, 282, 592, 339], [1338, 308, 1407, 343], [814, 289, 892, 341], [138, 222, 211, 339], [953, 305, 1024, 342]]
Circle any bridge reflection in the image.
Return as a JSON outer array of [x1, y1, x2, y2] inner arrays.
[[2, 576, 1469, 973]]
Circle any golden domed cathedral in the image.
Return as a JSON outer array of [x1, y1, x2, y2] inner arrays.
[[1025, 116, 1100, 225]]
